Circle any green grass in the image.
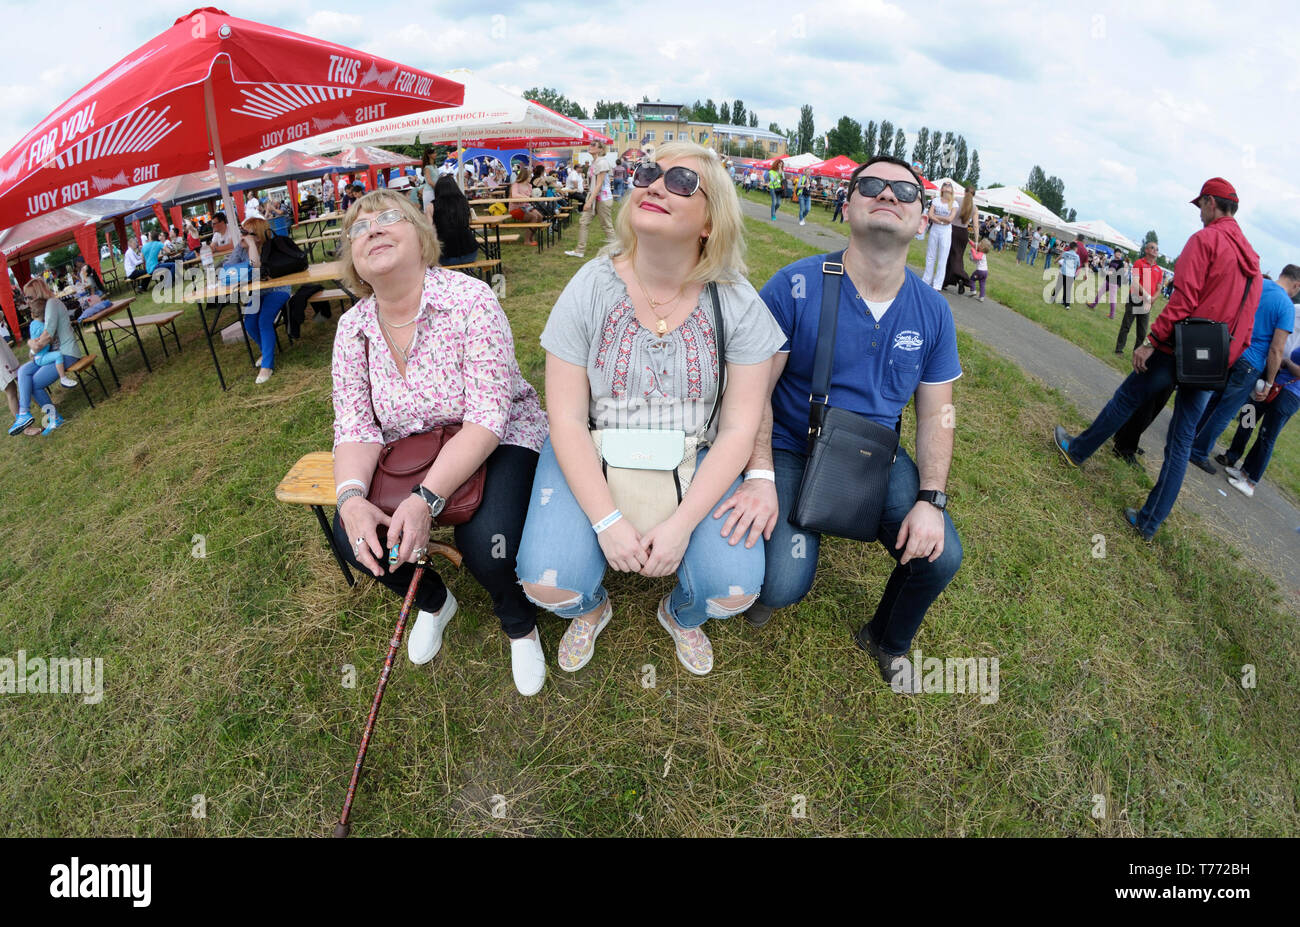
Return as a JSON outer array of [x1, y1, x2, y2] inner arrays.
[[741, 186, 1300, 503], [0, 209, 1296, 836]]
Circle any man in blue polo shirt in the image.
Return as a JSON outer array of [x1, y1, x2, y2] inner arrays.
[[1189, 264, 1299, 473], [711, 155, 964, 693]]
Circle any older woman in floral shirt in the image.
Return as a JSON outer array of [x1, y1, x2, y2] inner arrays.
[[331, 189, 549, 696]]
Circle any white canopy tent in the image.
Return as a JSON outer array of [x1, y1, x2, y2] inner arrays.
[[974, 185, 1064, 228], [781, 152, 823, 171], [1071, 219, 1141, 252], [299, 69, 587, 153]]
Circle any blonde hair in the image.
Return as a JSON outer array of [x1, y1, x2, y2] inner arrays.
[[978, 238, 993, 252], [940, 183, 955, 204], [339, 189, 440, 297], [958, 187, 976, 224], [23, 278, 54, 302], [602, 140, 747, 284]]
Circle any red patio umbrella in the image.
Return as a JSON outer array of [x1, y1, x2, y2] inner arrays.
[[809, 155, 860, 180], [0, 7, 463, 339]]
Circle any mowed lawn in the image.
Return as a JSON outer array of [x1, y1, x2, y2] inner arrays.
[[750, 188, 1300, 504], [0, 208, 1296, 837]]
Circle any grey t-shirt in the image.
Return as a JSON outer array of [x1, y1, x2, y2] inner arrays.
[[41, 298, 83, 360], [541, 255, 784, 444]]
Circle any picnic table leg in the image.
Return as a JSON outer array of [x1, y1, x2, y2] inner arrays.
[[74, 321, 91, 357], [93, 321, 121, 389], [123, 304, 153, 372], [197, 299, 229, 392], [156, 324, 169, 358], [314, 504, 355, 587]]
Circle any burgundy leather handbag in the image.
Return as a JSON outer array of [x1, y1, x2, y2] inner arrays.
[[359, 333, 485, 525]]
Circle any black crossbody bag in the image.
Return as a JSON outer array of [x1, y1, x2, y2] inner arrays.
[[788, 253, 900, 542], [1173, 270, 1255, 390]]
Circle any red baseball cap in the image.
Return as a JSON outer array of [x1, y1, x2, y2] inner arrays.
[[1191, 177, 1238, 204]]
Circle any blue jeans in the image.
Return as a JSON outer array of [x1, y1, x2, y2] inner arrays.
[[769, 189, 780, 219], [1190, 355, 1261, 461], [1065, 350, 1212, 538], [760, 446, 963, 656], [440, 251, 478, 266], [17, 355, 77, 415], [798, 194, 811, 220], [1028, 247, 1038, 266], [516, 438, 764, 629], [242, 287, 291, 370], [1238, 388, 1300, 483], [1044, 252, 1052, 271]]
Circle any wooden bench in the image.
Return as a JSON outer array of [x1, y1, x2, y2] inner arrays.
[[446, 259, 504, 287], [308, 288, 352, 312], [62, 354, 109, 408], [96, 310, 184, 359], [276, 452, 462, 586], [498, 222, 553, 250]]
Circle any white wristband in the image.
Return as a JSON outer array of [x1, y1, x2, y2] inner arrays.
[[744, 469, 776, 483], [592, 510, 623, 534], [336, 478, 367, 496]]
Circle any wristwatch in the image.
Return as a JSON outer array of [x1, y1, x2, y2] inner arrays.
[[917, 490, 948, 511], [412, 484, 447, 518]]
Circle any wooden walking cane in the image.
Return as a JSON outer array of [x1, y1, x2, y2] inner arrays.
[[333, 551, 428, 838]]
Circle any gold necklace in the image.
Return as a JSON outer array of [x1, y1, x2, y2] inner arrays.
[[631, 264, 686, 335]]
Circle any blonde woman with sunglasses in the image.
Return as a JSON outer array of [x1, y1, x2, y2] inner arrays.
[[516, 143, 784, 676]]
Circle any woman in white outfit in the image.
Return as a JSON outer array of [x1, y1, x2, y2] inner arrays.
[[921, 181, 956, 290]]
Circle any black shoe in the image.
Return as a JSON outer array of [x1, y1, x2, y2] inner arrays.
[[1189, 456, 1216, 475], [853, 627, 919, 694], [744, 603, 776, 629], [1214, 453, 1235, 468], [1114, 348, 1124, 355], [1112, 445, 1140, 467]]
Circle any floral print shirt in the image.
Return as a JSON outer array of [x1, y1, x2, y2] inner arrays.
[[332, 267, 546, 451]]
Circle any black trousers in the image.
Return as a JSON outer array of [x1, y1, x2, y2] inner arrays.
[[332, 443, 540, 638], [1116, 305, 1149, 353], [1114, 381, 1176, 457]]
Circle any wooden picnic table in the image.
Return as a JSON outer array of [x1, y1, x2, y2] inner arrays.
[[293, 212, 343, 240], [468, 196, 564, 205], [73, 297, 151, 388], [298, 231, 342, 262], [192, 261, 358, 392]]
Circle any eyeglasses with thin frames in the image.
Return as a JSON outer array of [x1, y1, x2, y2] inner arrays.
[[347, 208, 408, 240]]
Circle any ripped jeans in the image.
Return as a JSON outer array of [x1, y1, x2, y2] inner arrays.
[[515, 438, 764, 628]]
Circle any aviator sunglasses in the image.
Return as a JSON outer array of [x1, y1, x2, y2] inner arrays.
[[852, 175, 923, 203], [632, 162, 706, 198]]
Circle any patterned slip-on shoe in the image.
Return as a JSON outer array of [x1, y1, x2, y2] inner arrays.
[[557, 599, 613, 672], [657, 596, 713, 676]]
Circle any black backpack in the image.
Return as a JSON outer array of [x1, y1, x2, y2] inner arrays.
[[262, 234, 309, 278]]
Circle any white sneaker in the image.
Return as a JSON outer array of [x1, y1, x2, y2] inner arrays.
[[255, 368, 273, 384], [510, 629, 547, 696], [407, 590, 457, 664], [1224, 465, 1244, 481], [1227, 476, 1255, 497], [253, 355, 262, 368], [564, 250, 584, 258], [799, 219, 806, 226], [59, 376, 77, 388]]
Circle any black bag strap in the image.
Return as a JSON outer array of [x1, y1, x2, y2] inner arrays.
[[702, 281, 726, 436], [808, 251, 845, 444], [1227, 271, 1256, 342]]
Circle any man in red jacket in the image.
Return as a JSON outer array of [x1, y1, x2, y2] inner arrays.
[[1051, 178, 1262, 539]]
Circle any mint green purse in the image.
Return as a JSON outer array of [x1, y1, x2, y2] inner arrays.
[[589, 283, 724, 534]]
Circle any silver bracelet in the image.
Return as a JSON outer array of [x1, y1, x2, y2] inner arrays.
[[336, 478, 367, 495], [336, 487, 365, 509]]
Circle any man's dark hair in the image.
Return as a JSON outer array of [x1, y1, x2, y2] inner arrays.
[[214, 211, 227, 224], [1075, 233, 1084, 242], [1212, 195, 1238, 216], [847, 155, 925, 200], [1279, 264, 1300, 281]]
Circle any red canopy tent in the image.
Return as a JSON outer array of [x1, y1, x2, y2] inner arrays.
[[252, 148, 353, 221], [809, 155, 860, 180], [334, 146, 420, 192], [0, 7, 465, 338]]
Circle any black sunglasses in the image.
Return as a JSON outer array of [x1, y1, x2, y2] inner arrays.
[[632, 162, 705, 198], [852, 175, 923, 203]]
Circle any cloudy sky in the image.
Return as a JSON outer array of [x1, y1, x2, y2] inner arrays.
[[3, 0, 1298, 272]]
